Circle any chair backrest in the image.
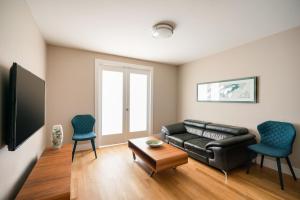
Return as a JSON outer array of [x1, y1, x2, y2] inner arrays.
[[71, 115, 95, 134], [257, 121, 296, 151]]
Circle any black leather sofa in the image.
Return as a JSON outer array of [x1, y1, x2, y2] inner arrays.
[[161, 119, 256, 172]]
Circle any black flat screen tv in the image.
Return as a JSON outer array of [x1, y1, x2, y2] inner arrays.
[[8, 63, 45, 151]]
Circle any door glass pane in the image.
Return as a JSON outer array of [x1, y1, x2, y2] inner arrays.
[[101, 70, 123, 135], [129, 73, 148, 132]]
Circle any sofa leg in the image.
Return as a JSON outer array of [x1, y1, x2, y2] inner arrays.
[[222, 170, 228, 183]]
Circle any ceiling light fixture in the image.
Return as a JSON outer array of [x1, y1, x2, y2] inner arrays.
[[152, 23, 174, 39]]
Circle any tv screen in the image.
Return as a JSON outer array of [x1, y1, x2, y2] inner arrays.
[[8, 63, 45, 151]]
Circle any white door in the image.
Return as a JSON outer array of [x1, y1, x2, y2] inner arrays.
[[96, 61, 152, 146]]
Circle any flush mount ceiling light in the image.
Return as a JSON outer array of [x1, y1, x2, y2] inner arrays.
[[152, 23, 174, 39]]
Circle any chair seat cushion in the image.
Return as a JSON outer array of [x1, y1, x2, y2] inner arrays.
[[167, 133, 199, 147], [248, 143, 290, 157], [72, 132, 96, 141], [184, 137, 214, 158]]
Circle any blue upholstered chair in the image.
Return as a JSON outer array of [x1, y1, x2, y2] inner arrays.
[[71, 115, 97, 161], [247, 121, 297, 189]]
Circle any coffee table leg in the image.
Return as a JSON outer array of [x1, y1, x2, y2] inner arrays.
[[150, 171, 155, 177], [132, 151, 136, 161]]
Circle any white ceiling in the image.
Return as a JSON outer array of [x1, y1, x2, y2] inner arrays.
[[26, 0, 300, 65]]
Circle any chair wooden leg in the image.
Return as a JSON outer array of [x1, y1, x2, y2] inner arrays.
[[276, 158, 284, 190], [286, 157, 297, 181], [91, 139, 97, 159], [260, 155, 264, 168], [72, 141, 77, 162]]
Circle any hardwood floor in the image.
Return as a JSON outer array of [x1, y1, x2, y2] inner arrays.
[[71, 144, 300, 200]]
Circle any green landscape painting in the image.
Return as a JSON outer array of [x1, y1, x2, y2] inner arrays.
[[197, 77, 257, 103]]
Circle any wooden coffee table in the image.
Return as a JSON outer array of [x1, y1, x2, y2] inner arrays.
[[128, 136, 188, 176]]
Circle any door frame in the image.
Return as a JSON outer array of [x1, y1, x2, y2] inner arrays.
[[95, 59, 153, 147]]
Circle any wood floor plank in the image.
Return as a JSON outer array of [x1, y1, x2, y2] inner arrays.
[[71, 144, 300, 200]]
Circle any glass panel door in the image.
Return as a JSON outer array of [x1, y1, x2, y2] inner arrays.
[[101, 70, 123, 135], [128, 70, 150, 139], [97, 66, 126, 145], [96, 63, 151, 146]]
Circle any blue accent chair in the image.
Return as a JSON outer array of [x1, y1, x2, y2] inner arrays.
[[247, 121, 297, 190], [71, 115, 97, 161]]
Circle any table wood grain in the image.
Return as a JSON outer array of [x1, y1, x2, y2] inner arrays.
[[16, 144, 72, 200]]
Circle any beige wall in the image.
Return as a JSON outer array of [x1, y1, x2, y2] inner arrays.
[[0, 0, 46, 199], [178, 26, 300, 168], [46, 45, 177, 145]]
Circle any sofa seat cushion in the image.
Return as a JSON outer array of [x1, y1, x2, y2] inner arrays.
[[167, 133, 199, 147], [184, 137, 214, 158]]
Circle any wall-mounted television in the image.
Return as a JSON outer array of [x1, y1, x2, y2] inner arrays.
[[7, 63, 45, 151]]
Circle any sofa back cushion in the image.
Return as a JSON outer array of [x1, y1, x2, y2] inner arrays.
[[184, 119, 209, 136], [184, 119, 208, 128], [161, 123, 186, 135], [205, 123, 248, 136], [202, 130, 233, 140], [185, 126, 205, 136]]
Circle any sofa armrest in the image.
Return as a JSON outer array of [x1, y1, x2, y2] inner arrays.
[[206, 138, 257, 171], [161, 123, 186, 136], [205, 134, 256, 149]]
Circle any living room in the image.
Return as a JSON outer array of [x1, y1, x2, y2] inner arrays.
[[0, 0, 300, 199]]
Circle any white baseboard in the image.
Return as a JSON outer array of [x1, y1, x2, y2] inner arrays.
[[76, 143, 93, 151], [99, 142, 127, 148], [76, 142, 127, 151], [256, 155, 300, 178]]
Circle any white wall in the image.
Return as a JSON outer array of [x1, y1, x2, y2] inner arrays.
[[178, 27, 300, 170], [46, 45, 177, 145], [0, 1, 46, 199]]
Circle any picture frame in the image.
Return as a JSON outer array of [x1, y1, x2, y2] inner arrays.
[[197, 77, 257, 103]]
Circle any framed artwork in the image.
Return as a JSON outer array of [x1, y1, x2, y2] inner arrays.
[[197, 77, 257, 103]]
